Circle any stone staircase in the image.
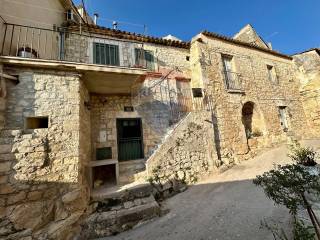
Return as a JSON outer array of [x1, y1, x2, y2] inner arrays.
[[82, 181, 160, 239]]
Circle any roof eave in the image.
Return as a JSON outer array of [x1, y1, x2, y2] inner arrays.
[[201, 31, 292, 60]]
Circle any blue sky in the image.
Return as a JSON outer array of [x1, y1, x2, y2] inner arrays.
[[75, 0, 320, 55]]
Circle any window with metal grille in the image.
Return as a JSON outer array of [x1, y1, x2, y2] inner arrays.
[[135, 48, 154, 70], [93, 43, 119, 66]]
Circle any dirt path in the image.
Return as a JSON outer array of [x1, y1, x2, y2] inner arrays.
[[104, 140, 320, 240]]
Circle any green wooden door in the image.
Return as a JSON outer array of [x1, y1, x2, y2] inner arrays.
[[117, 118, 144, 161]]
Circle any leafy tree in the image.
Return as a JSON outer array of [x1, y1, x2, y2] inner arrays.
[[253, 164, 320, 239]]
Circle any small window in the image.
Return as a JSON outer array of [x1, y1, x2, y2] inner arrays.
[[124, 106, 134, 112], [267, 65, 278, 83], [25, 117, 48, 129], [93, 43, 119, 66], [96, 147, 112, 160], [192, 88, 203, 98], [135, 48, 154, 70], [66, 9, 73, 21], [186, 56, 190, 61]]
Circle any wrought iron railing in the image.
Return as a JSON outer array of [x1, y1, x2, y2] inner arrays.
[[0, 22, 148, 69], [223, 70, 243, 91]]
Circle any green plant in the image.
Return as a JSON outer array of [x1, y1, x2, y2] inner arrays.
[[293, 219, 316, 240], [253, 164, 320, 238], [260, 218, 315, 240], [289, 146, 318, 166]]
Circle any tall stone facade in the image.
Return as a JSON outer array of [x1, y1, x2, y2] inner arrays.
[[0, 19, 318, 239], [293, 49, 320, 136], [190, 32, 312, 161]]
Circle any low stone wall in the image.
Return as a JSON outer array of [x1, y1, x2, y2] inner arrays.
[[146, 111, 219, 195]]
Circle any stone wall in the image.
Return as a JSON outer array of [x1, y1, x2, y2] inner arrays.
[[146, 111, 218, 187], [0, 69, 90, 240], [190, 34, 312, 159], [293, 51, 320, 136], [64, 31, 190, 75], [0, 64, 6, 131], [90, 93, 174, 185]]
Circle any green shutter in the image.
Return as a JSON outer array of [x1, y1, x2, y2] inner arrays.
[[93, 43, 97, 64], [145, 50, 154, 70], [93, 43, 119, 66]]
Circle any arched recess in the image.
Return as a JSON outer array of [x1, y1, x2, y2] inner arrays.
[[241, 101, 266, 139]]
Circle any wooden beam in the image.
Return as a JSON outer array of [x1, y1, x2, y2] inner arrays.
[[0, 72, 18, 81]]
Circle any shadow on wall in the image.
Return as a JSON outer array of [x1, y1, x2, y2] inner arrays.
[[0, 71, 90, 240]]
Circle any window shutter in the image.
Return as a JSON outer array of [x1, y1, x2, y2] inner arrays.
[[93, 43, 119, 66], [145, 51, 154, 70], [93, 43, 97, 64]]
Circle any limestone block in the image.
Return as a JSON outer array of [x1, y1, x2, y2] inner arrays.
[[0, 161, 11, 173], [27, 191, 43, 201], [8, 200, 54, 231], [7, 191, 27, 205]]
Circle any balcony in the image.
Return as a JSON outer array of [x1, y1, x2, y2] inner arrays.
[[0, 23, 152, 94], [0, 23, 151, 69], [222, 70, 244, 93]]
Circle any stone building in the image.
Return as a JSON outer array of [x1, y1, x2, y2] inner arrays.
[[0, 1, 316, 239], [293, 48, 320, 134]]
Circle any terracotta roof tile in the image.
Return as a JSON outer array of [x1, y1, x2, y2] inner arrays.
[[202, 31, 292, 60], [67, 23, 191, 49]]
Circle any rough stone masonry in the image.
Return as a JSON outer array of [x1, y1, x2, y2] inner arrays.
[[0, 21, 319, 240]]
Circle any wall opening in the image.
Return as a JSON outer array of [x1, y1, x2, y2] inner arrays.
[[192, 88, 203, 98], [242, 102, 265, 139], [278, 106, 289, 131], [25, 117, 48, 129], [92, 164, 116, 189], [242, 102, 254, 138], [96, 147, 112, 160]]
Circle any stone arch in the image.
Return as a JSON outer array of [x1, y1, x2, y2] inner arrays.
[[241, 101, 266, 139]]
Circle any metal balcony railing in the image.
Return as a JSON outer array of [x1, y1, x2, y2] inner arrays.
[[0, 22, 148, 69], [222, 70, 243, 91]]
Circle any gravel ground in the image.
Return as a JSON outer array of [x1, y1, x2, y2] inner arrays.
[[103, 140, 320, 240]]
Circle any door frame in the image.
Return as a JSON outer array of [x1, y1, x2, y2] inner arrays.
[[116, 118, 144, 161]]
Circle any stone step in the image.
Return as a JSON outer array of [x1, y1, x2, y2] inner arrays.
[[91, 181, 153, 203], [83, 200, 160, 238]]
